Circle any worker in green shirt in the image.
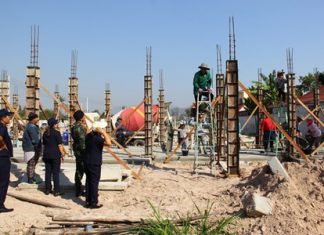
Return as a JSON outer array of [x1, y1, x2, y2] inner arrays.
[[193, 63, 214, 102]]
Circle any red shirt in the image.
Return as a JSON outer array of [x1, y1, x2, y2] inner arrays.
[[260, 117, 276, 131]]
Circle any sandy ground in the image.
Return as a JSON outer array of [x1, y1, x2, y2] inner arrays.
[[0, 159, 323, 234]]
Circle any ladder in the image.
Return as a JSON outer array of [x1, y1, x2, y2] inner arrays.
[[193, 93, 216, 174]]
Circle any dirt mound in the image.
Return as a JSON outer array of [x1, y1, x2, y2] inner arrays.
[[234, 160, 324, 235]]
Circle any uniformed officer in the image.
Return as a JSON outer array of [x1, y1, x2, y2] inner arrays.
[[84, 121, 111, 209], [42, 118, 67, 196], [71, 110, 89, 197], [0, 108, 14, 213]]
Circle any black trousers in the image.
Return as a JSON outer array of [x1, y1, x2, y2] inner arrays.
[[44, 158, 61, 193], [263, 131, 276, 150], [0, 157, 10, 208], [194, 90, 214, 102], [85, 164, 101, 205]]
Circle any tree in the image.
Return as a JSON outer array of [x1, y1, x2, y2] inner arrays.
[[296, 73, 316, 96], [244, 70, 278, 114]]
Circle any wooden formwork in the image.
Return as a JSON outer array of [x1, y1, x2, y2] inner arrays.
[[25, 66, 40, 116], [68, 77, 78, 156], [216, 74, 225, 162], [0, 78, 10, 110], [159, 88, 166, 146], [287, 73, 297, 157], [105, 89, 112, 134], [144, 75, 153, 158], [12, 93, 19, 142], [256, 86, 263, 148], [226, 60, 239, 175]]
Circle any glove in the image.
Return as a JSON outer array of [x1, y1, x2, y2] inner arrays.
[[198, 88, 203, 93]]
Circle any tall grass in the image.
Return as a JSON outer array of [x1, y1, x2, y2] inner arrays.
[[131, 200, 239, 235]]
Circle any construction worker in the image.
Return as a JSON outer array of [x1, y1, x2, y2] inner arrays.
[[115, 117, 128, 148], [275, 70, 286, 104], [0, 109, 14, 213], [306, 118, 322, 149], [71, 110, 89, 197], [193, 63, 214, 102], [22, 112, 42, 184], [84, 121, 111, 209], [260, 115, 277, 152]]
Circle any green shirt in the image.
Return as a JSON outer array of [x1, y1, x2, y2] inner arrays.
[[193, 71, 212, 95], [71, 121, 86, 157]]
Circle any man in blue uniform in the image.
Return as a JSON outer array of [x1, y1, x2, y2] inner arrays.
[[84, 122, 111, 209], [0, 109, 14, 213]]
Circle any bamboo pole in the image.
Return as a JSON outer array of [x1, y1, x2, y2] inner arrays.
[[164, 126, 195, 163], [112, 97, 147, 135], [240, 106, 258, 132], [239, 81, 309, 162], [7, 191, 70, 210], [294, 95, 324, 127]]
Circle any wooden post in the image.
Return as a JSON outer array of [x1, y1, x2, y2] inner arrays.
[[256, 69, 263, 148], [226, 60, 239, 176], [158, 70, 166, 148], [25, 66, 40, 116], [313, 73, 320, 124], [239, 81, 309, 162], [240, 106, 258, 133]]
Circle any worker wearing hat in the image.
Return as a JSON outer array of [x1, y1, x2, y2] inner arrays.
[[22, 112, 42, 184], [275, 70, 286, 105], [71, 110, 89, 197], [193, 63, 214, 102], [0, 109, 14, 213]]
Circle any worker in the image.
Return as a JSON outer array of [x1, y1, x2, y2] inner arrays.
[[42, 118, 66, 196], [193, 63, 214, 102], [260, 115, 277, 152], [71, 110, 89, 197], [22, 112, 42, 184], [115, 117, 127, 148], [165, 116, 174, 153], [275, 70, 286, 105], [0, 109, 14, 213], [306, 118, 322, 149], [84, 122, 111, 209], [177, 121, 188, 156]]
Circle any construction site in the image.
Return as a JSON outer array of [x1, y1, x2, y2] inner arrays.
[[1, 7, 324, 235]]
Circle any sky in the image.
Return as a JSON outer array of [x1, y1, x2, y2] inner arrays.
[[0, 0, 323, 113]]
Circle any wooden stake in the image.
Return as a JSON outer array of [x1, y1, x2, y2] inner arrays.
[[164, 126, 195, 163], [239, 81, 309, 162], [302, 106, 320, 121], [294, 95, 324, 127], [240, 106, 258, 132], [309, 141, 324, 157]]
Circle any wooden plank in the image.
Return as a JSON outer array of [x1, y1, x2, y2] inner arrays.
[[239, 81, 309, 162], [39, 103, 48, 120], [309, 141, 324, 157], [240, 106, 258, 132], [164, 126, 195, 163], [1, 96, 26, 126], [302, 106, 320, 121], [295, 95, 324, 127]]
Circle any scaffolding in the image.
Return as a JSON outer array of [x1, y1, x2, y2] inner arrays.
[[0, 70, 10, 110]]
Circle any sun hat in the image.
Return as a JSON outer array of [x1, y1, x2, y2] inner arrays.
[[198, 63, 210, 70]]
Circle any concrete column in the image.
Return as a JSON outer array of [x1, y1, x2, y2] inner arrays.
[[287, 73, 296, 156], [159, 88, 166, 146], [226, 60, 239, 176], [256, 87, 263, 148], [25, 66, 40, 115], [144, 75, 153, 158], [68, 77, 78, 156], [216, 74, 225, 162], [12, 93, 19, 144], [105, 88, 112, 134]]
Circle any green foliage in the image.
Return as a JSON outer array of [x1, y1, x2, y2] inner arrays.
[[131, 200, 239, 235], [244, 70, 278, 113], [296, 73, 316, 96]]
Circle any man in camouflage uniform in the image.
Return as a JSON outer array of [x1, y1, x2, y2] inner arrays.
[[71, 110, 88, 197]]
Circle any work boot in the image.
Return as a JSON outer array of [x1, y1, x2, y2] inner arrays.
[[0, 207, 14, 213]]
